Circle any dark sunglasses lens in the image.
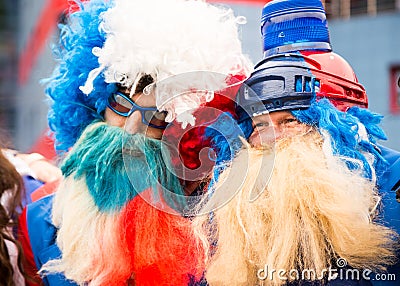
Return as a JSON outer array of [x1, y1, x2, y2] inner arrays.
[[144, 110, 168, 128], [108, 93, 133, 114]]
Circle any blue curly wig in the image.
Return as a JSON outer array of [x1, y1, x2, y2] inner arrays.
[[44, 0, 116, 151], [292, 99, 387, 179]]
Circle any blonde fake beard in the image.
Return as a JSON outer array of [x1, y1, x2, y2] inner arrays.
[[194, 131, 398, 286]]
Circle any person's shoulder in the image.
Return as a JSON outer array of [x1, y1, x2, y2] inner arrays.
[[375, 145, 400, 233], [25, 193, 56, 244], [376, 145, 400, 189], [378, 145, 400, 165], [30, 179, 60, 203], [28, 194, 54, 216], [24, 192, 77, 286], [24, 179, 61, 244]]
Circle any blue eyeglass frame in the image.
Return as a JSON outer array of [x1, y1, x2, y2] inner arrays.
[[107, 91, 168, 129]]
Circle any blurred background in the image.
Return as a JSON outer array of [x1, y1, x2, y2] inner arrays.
[[0, 0, 399, 155]]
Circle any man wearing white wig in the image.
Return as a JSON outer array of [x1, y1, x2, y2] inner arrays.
[[18, 0, 251, 285]]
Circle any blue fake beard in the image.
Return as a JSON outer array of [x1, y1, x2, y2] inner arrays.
[[60, 121, 185, 213]]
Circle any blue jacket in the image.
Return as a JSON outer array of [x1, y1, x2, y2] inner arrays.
[[371, 145, 400, 285], [25, 194, 77, 285]]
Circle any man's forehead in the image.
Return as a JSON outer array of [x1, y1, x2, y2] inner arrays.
[[253, 113, 270, 122], [130, 92, 156, 104]]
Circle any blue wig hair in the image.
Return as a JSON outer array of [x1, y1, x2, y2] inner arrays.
[[203, 112, 252, 186], [292, 99, 387, 179], [45, 0, 116, 151]]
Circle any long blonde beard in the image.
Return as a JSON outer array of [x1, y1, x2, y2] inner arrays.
[[194, 131, 397, 286]]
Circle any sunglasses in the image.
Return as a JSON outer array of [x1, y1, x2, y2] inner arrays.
[[107, 92, 168, 129]]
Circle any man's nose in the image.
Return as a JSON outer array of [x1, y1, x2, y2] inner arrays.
[[124, 111, 145, 134], [272, 126, 283, 141], [262, 129, 280, 145], [257, 124, 285, 145]]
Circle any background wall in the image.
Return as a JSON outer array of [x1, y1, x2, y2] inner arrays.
[[329, 13, 400, 149]]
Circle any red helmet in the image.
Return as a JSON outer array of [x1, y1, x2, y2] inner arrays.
[[237, 50, 368, 121], [301, 50, 368, 111]]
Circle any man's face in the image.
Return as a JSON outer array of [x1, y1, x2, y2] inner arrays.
[[104, 91, 166, 139], [104, 89, 207, 195], [248, 111, 311, 147]]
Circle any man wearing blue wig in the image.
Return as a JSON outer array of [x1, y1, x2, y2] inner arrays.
[[194, 0, 400, 285], [17, 0, 252, 285]]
